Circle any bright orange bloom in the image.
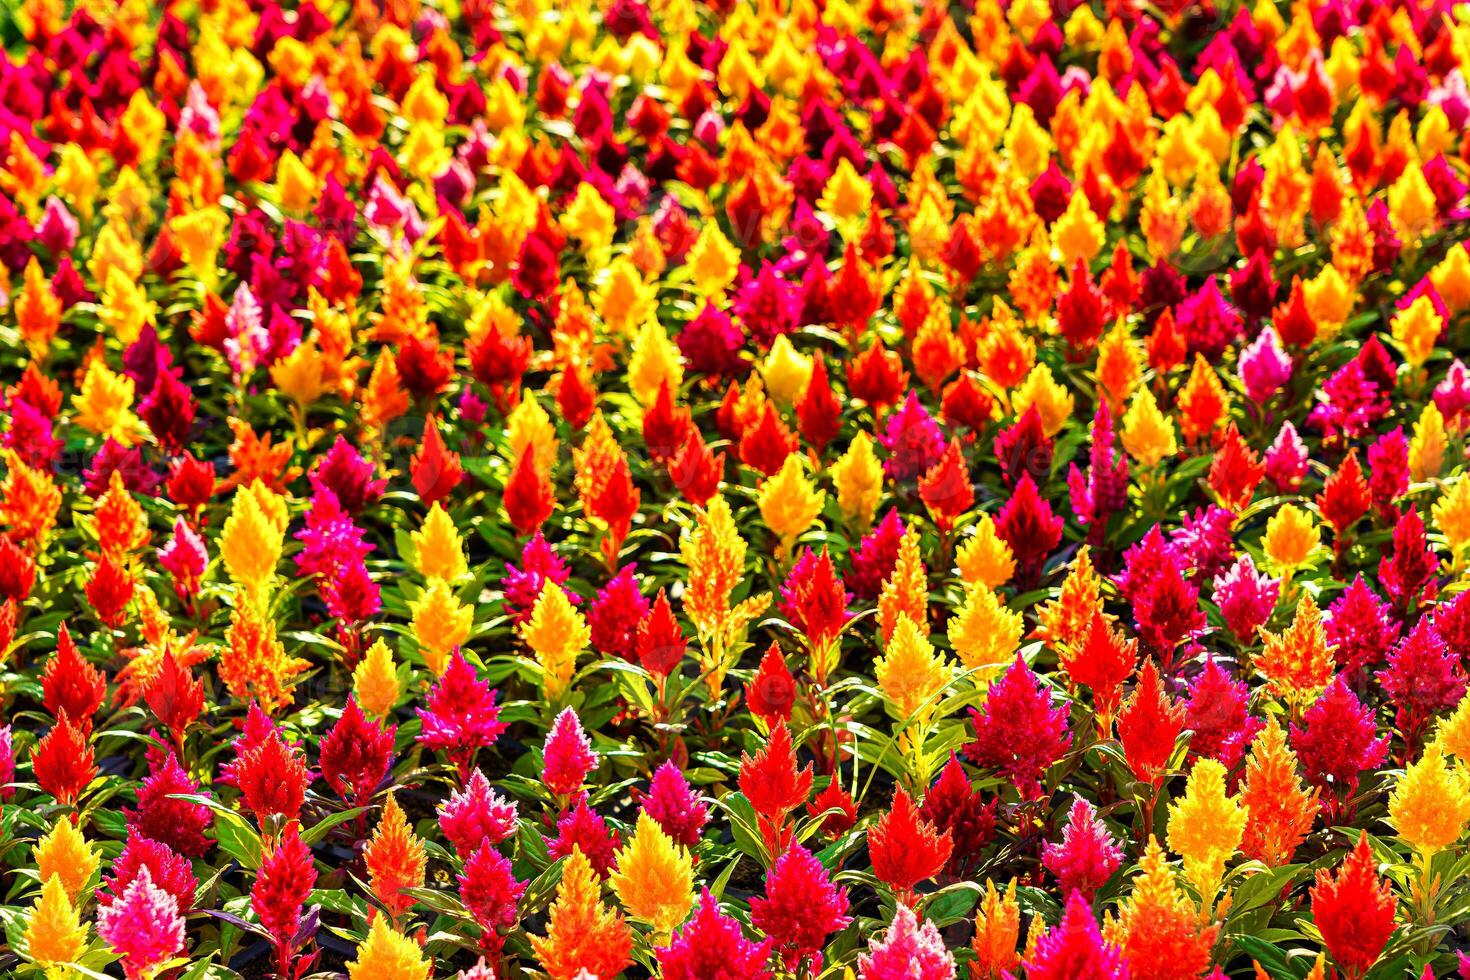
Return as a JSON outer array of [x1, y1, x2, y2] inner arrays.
[[680, 495, 771, 665], [1034, 546, 1103, 653], [1256, 593, 1333, 709], [1176, 354, 1229, 443], [1239, 717, 1318, 867], [0, 449, 63, 543], [970, 879, 1022, 979], [1105, 837, 1218, 980], [364, 793, 427, 918], [220, 602, 306, 713], [532, 847, 632, 980], [878, 529, 929, 643]]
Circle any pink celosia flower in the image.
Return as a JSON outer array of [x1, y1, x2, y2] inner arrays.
[[158, 518, 208, 599], [98, 866, 187, 979], [542, 707, 598, 798], [1263, 421, 1309, 492], [1212, 555, 1280, 640], [1022, 888, 1128, 980], [126, 751, 214, 858], [439, 768, 519, 857], [1290, 675, 1389, 800], [1324, 576, 1399, 681], [639, 760, 710, 849], [858, 904, 955, 980], [100, 837, 197, 915], [657, 889, 773, 980], [1184, 657, 1263, 771], [1376, 618, 1464, 750], [847, 510, 906, 599], [417, 650, 508, 780], [502, 532, 579, 623], [587, 565, 649, 661], [750, 844, 851, 974], [1238, 324, 1292, 401], [459, 841, 526, 955], [1042, 797, 1123, 899]]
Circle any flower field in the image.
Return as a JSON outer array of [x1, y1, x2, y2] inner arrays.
[[4, 0, 1470, 977]]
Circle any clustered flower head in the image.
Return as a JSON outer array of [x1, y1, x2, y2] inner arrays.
[[4, 0, 1470, 975]]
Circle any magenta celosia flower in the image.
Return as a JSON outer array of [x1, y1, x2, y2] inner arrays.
[[1238, 324, 1292, 401], [1309, 358, 1391, 443], [418, 650, 509, 780], [1381, 506, 1439, 609], [657, 889, 774, 980], [542, 707, 598, 798], [736, 262, 801, 346], [879, 391, 946, 482], [1367, 427, 1410, 514], [308, 437, 385, 514], [98, 866, 187, 980], [1434, 359, 1470, 431], [587, 565, 650, 661], [439, 768, 519, 857], [1291, 675, 1389, 802], [750, 844, 851, 974], [1171, 505, 1237, 581], [639, 760, 710, 849], [319, 697, 395, 805], [1066, 401, 1129, 543], [126, 751, 214, 858], [547, 796, 621, 877], [847, 510, 906, 599], [995, 473, 1064, 589], [919, 754, 995, 877], [1184, 657, 1263, 771], [1263, 421, 1309, 492], [157, 518, 208, 599], [1324, 575, 1400, 681], [858, 904, 955, 980], [678, 303, 748, 378], [1176, 275, 1243, 360], [100, 837, 197, 915], [502, 532, 578, 623], [1436, 590, 1470, 662], [1377, 617, 1464, 750], [459, 841, 526, 954], [1118, 526, 1205, 663], [966, 656, 1072, 800], [1043, 797, 1124, 899], [1024, 888, 1128, 980], [0, 725, 11, 802], [1212, 554, 1280, 640], [252, 823, 316, 951]]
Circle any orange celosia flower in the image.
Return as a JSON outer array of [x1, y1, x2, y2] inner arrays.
[[971, 879, 1022, 979], [222, 419, 302, 494], [1256, 593, 1334, 709], [1239, 717, 1319, 867], [364, 793, 427, 919], [1176, 354, 1229, 443], [359, 350, 411, 435], [609, 812, 694, 938], [531, 846, 632, 980], [1, 449, 63, 543], [220, 602, 306, 713], [95, 471, 149, 560], [15, 257, 61, 357], [878, 529, 929, 644], [1034, 546, 1103, 653], [1105, 836, 1218, 980], [680, 495, 771, 664]]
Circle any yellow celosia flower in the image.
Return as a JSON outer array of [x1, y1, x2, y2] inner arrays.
[[1121, 387, 1178, 468], [627, 318, 684, 406], [877, 613, 953, 720], [1430, 244, 1470, 314], [609, 812, 694, 938], [1433, 478, 1470, 564], [98, 265, 155, 346], [521, 580, 590, 698], [948, 583, 1023, 675], [760, 334, 813, 407], [25, 875, 88, 967], [757, 455, 826, 556], [345, 916, 430, 980], [831, 431, 884, 527], [561, 183, 616, 254], [686, 222, 740, 297], [410, 577, 473, 676], [1052, 191, 1105, 268], [505, 395, 559, 475], [680, 495, 771, 652], [1303, 263, 1354, 334], [1389, 744, 1470, 856], [170, 206, 228, 278], [1167, 758, 1247, 911], [1389, 162, 1438, 241], [1262, 503, 1321, 576], [818, 157, 873, 227], [73, 359, 140, 445], [269, 337, 325, 410], [596, 257, 657, 336], [411, 503, 468, 582], [1391, 294, 1443, 368], [220, 485, 285, 598], [276, 150, 321, 214], [1409, 403, 1448, 482], [33, 819, 98, 903], [1010, 364, 1075, 438], [353, 638, 400, 718], [955, 515, 1015, 591], [878, 529, 928, 644]]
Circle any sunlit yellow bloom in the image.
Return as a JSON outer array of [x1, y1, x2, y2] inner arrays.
[[561, 183, 616, 255], [410, 577, 473, 676], [98, 266, 155, 347], [627, 318, 684, 406], [831, 431, 884, 527], [955, 514, 1016, 591], [24, 875, 88, 967], [1431, 244, 1470, 314], [33, 818, 98, 903], [170, 206, 229, 277], [760, 334, 813, 407], [73, 359, 140, 445], [610, 812, 694, 938], [521, 580, 590, 698], [1388, 162, 1438, 241], [686, 223, 740, 298], [411, 503, 468, 582], [948, 584, 1022, 675], [971, 879, 1022, 979], [818, 157, 872, 226], [1121, 387, 1177, 468], [596, 257, 657, 336], [1409, 403, 1448, 482], [1052, 191, 1105, 268], [757, 455, 826, 555], [1167, 758, 1247, 911], [877, 613, 953, 720], [1433, 478, 1470, 562], [1303, 262, 1354, 333], [269, 337, 325, 410], [275, 150, 320, 214], [1389, 744, 1470, 857], [1391, 294, 1443, 368], [345, 916, 430, 980], [1262, 503, 1321, 577], [353, 638, 401, 718], [505, 395, 559, 475], [1011, 364, 1074, 438]]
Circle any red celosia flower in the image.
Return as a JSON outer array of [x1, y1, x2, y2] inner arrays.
[[1376, 617, 1464, 750], [1316, 449, 1371, 538], [644, 381, 693, 465], [127, 751, 213, 858], [0, 534, 36, 603], [778, 548, 850, 659], [1061, 611, 1138, 735], [657, 888, 773, 980], [459, 841, 526, 955], [807, 780, 858, 839], [158, 518, 208, 600], [235, 729, 309, 823], [411, 416, 464, 506], [439, 768, 519, 857], [639, 760, 709, 849], [919, 438, 974, 533], [740, 402, 798, 477], [165, 451, 216, 514], [31, 714, 96, 807], [636, 588, 687, 679], [1022, 888, 1128, 980], [547, 796, 621, 877], [542, 707, 598, 798], [252, 823, 317, 955], [1042, 797, 1123, 899], [587, 565, 650, 662], [101, 836, 197, 915], [667, 427, 725, 506], [142, 652, 206, 749], [41, 623, 106, 727], [1309, 833, 1396, 980], [1290, 675, 1389, 805], [739, 724, 814, 856], [746, 642, 796, 725], [796, 352, 842, 455], [1116, 661, 1186, 789], [869, 787, 954, 903], [86, 553, 135, 628], [919, 754, 994, 877], [1207, 423, 1264, 511], [994, 473, 1063, 588], [847, 340, 910, 409], [319, 697, 395, 805], [749, 843, 851, 973], [417, 650, 508, 780], [556, 364, 596, 431], [966, 655, 1072, 799], [503, 447, 555, 537]]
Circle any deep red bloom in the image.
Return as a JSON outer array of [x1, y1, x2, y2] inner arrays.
[[32, 714, 97, 807], [1207, 423, 1264, 511], [588, 565, 650, 661], [739, 402, 798, 476], [779, 548, 850, 657], [1324, 575, 1399, 681], [994, 473, 1063, 588], [645, 381, 695, 465], [1183, 656, 1263, 771], [1290, 675, 1389, 796], [667, 427, 725, 506], [165, 452, 217, 513], [846, 340, 910, 409], [919, 438, 974, 533], [1376, 617, 1464, 749], [1381, 505, 1438, 608], [796, 353, 842, 455], [919, 754, 994, 876], [746, 642, 796, 725], [847, 510, 906, 600], [966, 656, 1072, 799], [503, 447, 555, 537], [87, 553, 135, 628], [0, 534, 36, 602], [547, 796, 621, 877], [235, 730, 309, 823], [1309, 833, 1396, 980], [319, 698, 395, 805]]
